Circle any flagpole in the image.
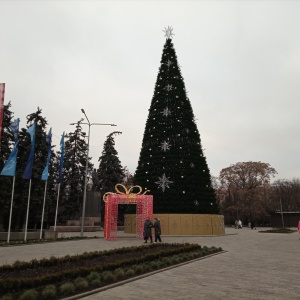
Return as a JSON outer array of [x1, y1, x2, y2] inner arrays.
[[54, 183, 61, 231], [40, 180, 48, 240], [24, 179, 32, 242], [7, 176, 16, 243]]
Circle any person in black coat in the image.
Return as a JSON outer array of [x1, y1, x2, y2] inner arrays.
[[154, 218, 162, 242], [143, 217, 153, 243]]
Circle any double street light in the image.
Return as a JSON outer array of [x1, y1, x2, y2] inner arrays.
[[70, 109, 116, 237]]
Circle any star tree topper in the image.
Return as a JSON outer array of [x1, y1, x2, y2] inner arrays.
[[163, 26, 174, 39]]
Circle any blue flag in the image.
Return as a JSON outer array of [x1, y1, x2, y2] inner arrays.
[[41, 128, 52, 181], [58, 132, 64, 183], [22, 123, 36, 180], [0, 118, 20, 177]]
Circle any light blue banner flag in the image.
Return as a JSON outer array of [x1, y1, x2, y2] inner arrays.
[[41, 128, 52, 181], [22, 123, 36, 180], [0, 118, 20, 177], [1, 141, 19, 176], [58, 132, 64, 183]]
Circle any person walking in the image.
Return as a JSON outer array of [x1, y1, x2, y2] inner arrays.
[[238, 219, 242, 229], [143, 217, 153, 243], [154, 218, 162, 242]]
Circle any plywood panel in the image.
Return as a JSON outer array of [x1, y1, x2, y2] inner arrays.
[[180, 214, 193, 235], [192, 214, 203, 235], [132, 216, 137, 234], [124, 214, 132, 233], [168, 214, 180, 235], [124, 214, 223, 235], [153, 214, 169, 235], [192, 214, 212, 235], [212, 215, 225, 235]]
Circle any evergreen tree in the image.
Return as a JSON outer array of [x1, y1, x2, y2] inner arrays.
[[13, 107, 49, 230], [60, 121, 93, 222], [134, 29, 218, 214], [0, 102, 15, 230], [41, 147, 58, 229], [97, 131, 124, 222]]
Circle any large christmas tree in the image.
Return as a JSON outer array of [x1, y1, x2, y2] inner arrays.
[[134, 27, 219, 214]]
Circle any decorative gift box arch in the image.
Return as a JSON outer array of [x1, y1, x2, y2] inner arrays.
[[103, 184, 153, 241]]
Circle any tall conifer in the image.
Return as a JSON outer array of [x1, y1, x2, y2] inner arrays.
[[97, 131, 124, 221], [0, 102, 14, 230], [134, 27, 218, 214], [61, 121, 93, 222]]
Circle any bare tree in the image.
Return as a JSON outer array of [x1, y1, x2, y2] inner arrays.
[[220, 161, 277, 223], [271, 178, 300, 212]]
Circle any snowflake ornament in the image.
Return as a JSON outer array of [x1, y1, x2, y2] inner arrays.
[[167, 59, 173, 67], [161, 141, 171, 152], [161, 107, 171, 117], [155, 173, 173, 192], [165, 84, 173, 91], [194, 200, 199, 206]]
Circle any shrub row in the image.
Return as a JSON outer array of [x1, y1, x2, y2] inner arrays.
[[0, 243, 192, 272], [0, 244, 222, 297]]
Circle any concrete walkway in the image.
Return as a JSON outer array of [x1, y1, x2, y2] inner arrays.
[[1, 228, 300, 299]]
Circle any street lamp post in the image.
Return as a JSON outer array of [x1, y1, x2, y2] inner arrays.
[[70, 109, 116, 237]]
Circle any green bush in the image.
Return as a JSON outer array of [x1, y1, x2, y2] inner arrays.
[[101, 271, 115, 283], [74, 277, 89, 291], [90, 279, 101, 288], [125, 269, 135, 277], [176, 255, 185, 262], [157, 261, 166, 268], [59, 282, 75, 296], [143, 264, 151, 272], [12, 260, 24, 269], [87, 271, 101, 283], [18, 289, 38, 300], [133, 265, 144, 274], [181, 254, 189, 261], [170, 256, 179, 264], [162, 257, 172, 266], [193, 252, 201, 259], [0, 295, 13, 300], [114, 268, 125, 280], [209, 246, 217, 253], [149, 261, 159, 270], [41, 285, 56, 299]]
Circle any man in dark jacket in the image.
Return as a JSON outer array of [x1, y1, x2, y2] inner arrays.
[[154, 218, 162, 242], [143, 217, 153, 243]]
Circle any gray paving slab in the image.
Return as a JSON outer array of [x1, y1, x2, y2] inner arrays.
[[1, 227, 300, 299]]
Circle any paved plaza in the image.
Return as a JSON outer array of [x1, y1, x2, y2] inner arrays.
[[1, 227, 300, 299]]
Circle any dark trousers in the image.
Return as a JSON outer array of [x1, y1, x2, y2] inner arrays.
[[144, 236, 153, 243], [155, 234, 162, 242]]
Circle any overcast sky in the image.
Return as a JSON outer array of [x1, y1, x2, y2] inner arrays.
[[1, 0, 299, 181]]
